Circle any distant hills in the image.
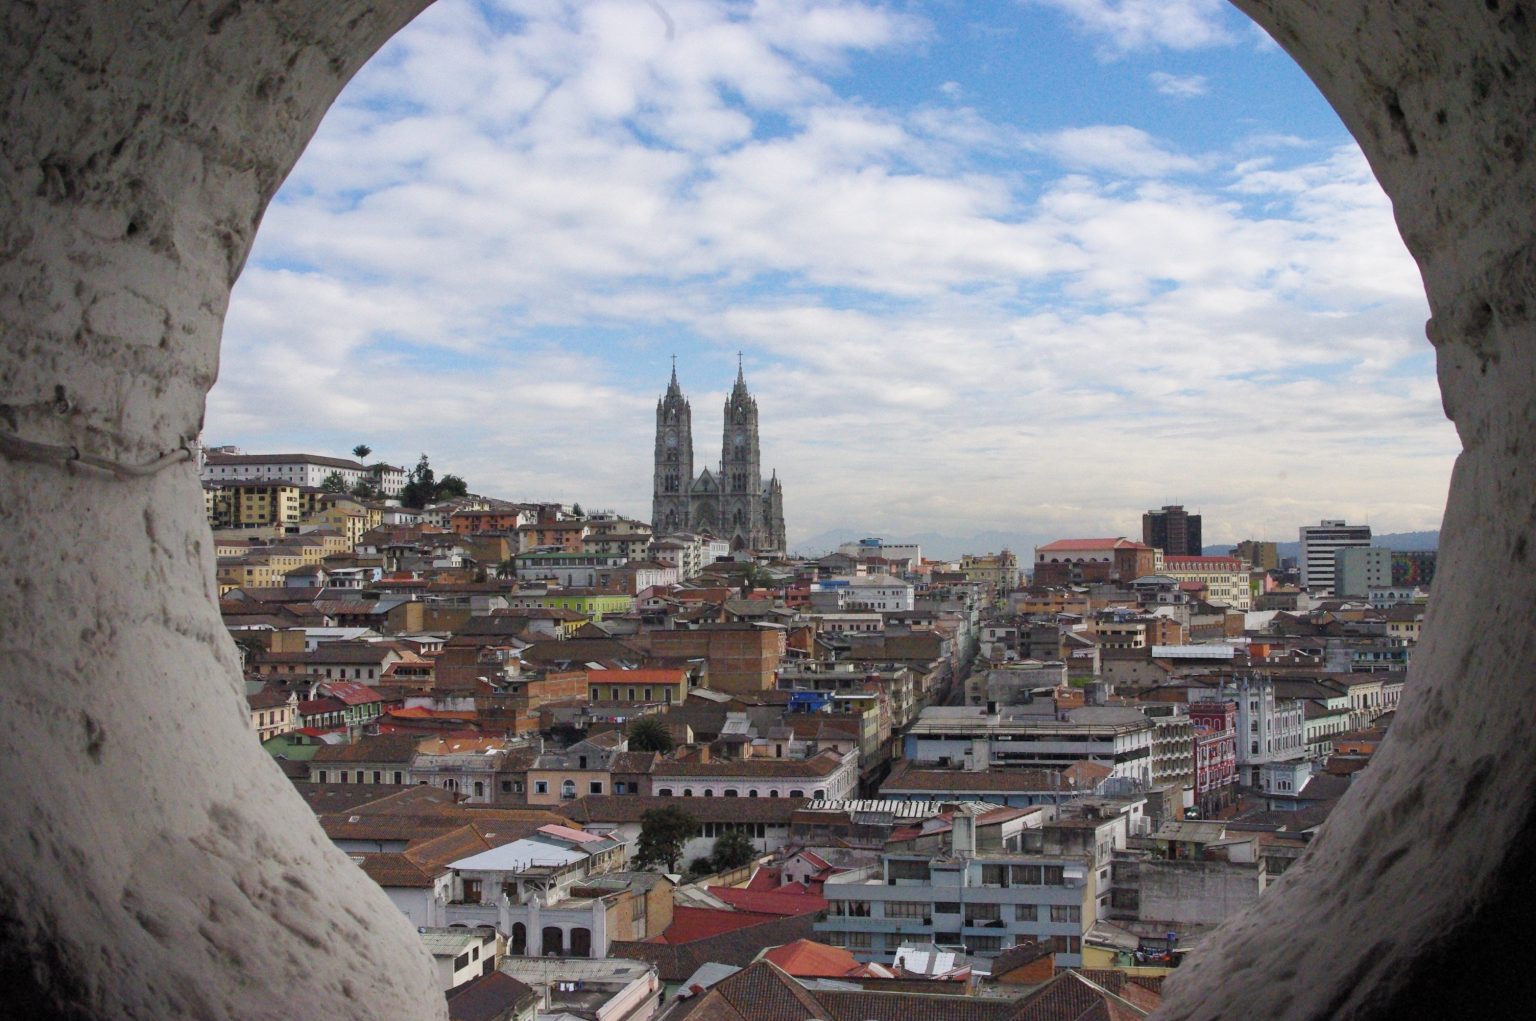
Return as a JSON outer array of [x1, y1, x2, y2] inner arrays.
[[791, 527, 1439, 562], [1203, 530, 1439, 559]]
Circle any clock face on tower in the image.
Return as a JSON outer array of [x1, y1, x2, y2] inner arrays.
[[734, 432, 745, 445], [665, 431, 677, 447]]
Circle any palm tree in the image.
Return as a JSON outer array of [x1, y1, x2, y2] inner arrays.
[[352, 444, 372, 461]]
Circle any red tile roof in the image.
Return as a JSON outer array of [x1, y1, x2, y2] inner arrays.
[[762, 939, 862, 978], [1036, 538, 1144, 552], [706, 886, 826, 917], [653, 907, 786, 944]]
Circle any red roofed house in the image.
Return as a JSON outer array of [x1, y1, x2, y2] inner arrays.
[[1033, 539, 1157, 587], [762, 939, 894, 980]]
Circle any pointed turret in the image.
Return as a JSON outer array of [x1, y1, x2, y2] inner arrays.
[[731, 351, 751, 400]]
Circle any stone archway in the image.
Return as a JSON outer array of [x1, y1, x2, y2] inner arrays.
[[0, 3, 1532, 1021]]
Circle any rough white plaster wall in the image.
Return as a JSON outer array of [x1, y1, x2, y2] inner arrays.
[[1160, 2, 1536, 1018], [0, 3, 443, 1018]]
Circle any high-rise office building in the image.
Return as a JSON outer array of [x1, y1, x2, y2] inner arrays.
[[1143, 505, 1203, 556], [1299, 520, 1372, 592], [1335, 546, 1392, 597]]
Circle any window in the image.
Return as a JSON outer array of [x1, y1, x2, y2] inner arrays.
[[589, 781, 603, 795], [884, 901, 927, 919], [682, 788, 693, 797], [724, 789, 737, 797], [393, 771, 403, 784], [535, 781, 549, 795], [372, 771, 382, 784], [1014, 904, 1037, 922], [981, 864, 1008, 887], [500, 781, 512, 793], [338, 771, 349, 784], [965, 903, 1001, 923], [657, 787, 673, 797], [789, 789, 804, 798], [1050, 904, 1081, 923], [845, 931, 872, 949]]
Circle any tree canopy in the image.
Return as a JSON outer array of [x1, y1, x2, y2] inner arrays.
[[634, 806, 698, 873], [398, 454, 470, 508], [627, 716, 674, 754], [319, 471, 345, 493], [710, 830, 756, 872], [352, 444, 372, 461]]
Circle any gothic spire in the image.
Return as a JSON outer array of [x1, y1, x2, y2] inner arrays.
[[731, 350, 751, 400], [666, 354, 682, 398]]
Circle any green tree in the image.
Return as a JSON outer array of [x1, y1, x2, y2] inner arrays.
[[571, 502, 584, 518], [710, 829, 756, 871], [399, 453, 435, 508], [627, 716, 674, 754], [634, 806, 698, 873], [352, 444, 372, 461], [320, 471, 346, 493], [436, 474, 468, 499], [349, 478, 377, 500]]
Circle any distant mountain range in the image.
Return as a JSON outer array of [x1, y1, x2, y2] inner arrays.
[[1203, 530, 1440, 559], [790, 527, 1439, 562]]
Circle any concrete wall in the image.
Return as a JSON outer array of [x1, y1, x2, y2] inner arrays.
[[1126, 858, 1265, 930]]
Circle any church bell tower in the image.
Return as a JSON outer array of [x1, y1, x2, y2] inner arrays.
[[652, 357, 693, 535]]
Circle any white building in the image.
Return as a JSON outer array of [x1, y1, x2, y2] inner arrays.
[[651, 749, 859, 801], [202, 451, 405, 496], [1298, 520, 1372, 593], [1335, 547, 1392, 597], [809, 575, 915, 612], [903, 705, 1156, 783], [1190, 675, 1307, 786], [814, 805, 1130, 967]]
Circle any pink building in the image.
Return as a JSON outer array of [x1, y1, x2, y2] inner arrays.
[[1190, 700, 1239, 816]]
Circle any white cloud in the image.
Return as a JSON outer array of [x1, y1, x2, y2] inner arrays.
[[1028, 125, 1203, 177], [1149, 71, 1209, 98], [1023, 0, 1238, 55], [210, 0, 1455, 549]]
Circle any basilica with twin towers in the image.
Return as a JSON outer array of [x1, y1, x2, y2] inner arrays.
[[651, 359, 787, 552]]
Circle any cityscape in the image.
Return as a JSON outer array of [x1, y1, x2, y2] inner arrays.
[[212, 363, 1429, 1020]]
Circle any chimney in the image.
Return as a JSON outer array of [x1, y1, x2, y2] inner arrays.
[[952, 810, 975, 856]]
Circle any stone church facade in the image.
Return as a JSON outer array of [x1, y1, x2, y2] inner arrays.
[[652, 362, 787, 552]]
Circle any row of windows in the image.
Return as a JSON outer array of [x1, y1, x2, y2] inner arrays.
[[870, 901, 1085, 930], [654, 787, 825, 798]]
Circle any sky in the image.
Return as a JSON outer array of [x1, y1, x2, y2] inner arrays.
[[209, 0, 1457, 555]]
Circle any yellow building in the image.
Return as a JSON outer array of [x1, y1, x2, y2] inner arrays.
[[1161, 556, 1252, 610], [217, 555, 286, 593], [585, 668, 689, 705], [961, 550, 1020, 594], [300, 499, 378, 548], [208, 480, 303, 531]]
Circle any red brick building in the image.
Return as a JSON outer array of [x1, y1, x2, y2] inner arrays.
[[1189, 700, 1239, 816]]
